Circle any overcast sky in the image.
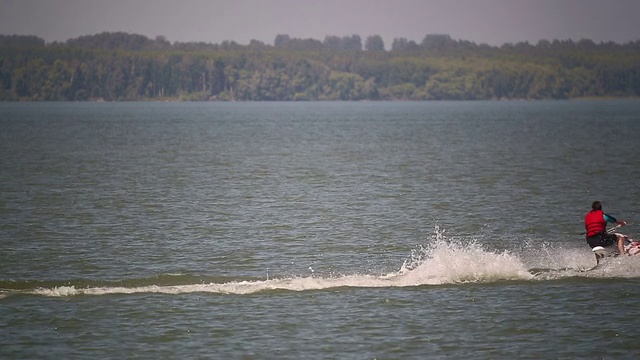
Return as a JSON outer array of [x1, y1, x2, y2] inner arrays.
[[1, 0, 639, 47]]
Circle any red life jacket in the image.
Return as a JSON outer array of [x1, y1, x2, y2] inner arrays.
[[585, 210, 606, 237]]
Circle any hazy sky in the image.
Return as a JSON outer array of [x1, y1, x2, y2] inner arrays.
[[1, 0, 639, 47]]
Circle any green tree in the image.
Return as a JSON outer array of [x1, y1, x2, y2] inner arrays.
[[365, 35, 385, 51]]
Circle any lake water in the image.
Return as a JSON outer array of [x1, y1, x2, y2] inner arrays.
[[2, 100, 640, 359]]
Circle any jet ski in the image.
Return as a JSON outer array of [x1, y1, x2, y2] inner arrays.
[[591, 225, 640, 263]]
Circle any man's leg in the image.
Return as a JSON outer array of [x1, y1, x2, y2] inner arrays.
[[616, 234, 627, 255]]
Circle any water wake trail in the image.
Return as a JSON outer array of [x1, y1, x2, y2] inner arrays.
[[3, 226, 640, 298]]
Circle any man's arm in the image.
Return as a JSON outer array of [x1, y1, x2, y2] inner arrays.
[[604, 213, 626, 226]]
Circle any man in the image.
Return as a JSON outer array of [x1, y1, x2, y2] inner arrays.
[[585, 201, 627, 255]]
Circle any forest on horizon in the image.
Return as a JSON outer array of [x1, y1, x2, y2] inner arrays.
[[1, 32, 639, 101]]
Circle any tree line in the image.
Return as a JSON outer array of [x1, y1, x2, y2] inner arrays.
[[1, 32, 639, 101]]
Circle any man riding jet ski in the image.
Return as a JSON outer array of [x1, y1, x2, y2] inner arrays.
[[585, 201, 635, 263]]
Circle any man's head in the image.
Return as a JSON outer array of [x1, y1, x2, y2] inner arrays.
[[592, 201, 602, 210]]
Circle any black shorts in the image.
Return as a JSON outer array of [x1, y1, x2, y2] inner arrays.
[[586, 232, 617, 248]]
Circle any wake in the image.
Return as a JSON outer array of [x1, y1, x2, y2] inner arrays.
[[3, 226, 640, 298]]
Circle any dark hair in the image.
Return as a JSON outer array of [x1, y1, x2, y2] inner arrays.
[[592, 201, 602, 210]]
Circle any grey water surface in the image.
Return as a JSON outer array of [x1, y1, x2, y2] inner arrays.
[[2, 100, 640, 359]]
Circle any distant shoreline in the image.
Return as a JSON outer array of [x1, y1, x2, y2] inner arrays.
[[2, 32, 640, 102], [3, 95, 640, 103]]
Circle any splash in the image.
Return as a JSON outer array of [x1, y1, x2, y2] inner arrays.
[[395, 225, 533, 285]]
